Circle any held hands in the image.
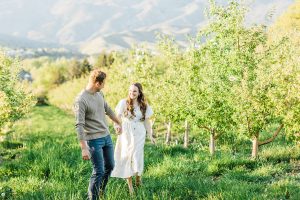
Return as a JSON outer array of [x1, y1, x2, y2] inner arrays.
[[114, 123, 122, 135]]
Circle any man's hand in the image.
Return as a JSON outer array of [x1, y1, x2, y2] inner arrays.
[[81, 148, 90, 160]]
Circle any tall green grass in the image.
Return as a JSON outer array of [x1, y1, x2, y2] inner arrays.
[[0, 106, 299, 199]]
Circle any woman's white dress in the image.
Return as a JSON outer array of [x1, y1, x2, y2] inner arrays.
[[111, 99, 153, 178]]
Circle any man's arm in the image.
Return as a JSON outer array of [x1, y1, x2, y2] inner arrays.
[[80, 140, 90, 160], [109, 114, 121, 125], [110, 114, 122, 134], [75, 99, 86, 140], [104, 100, 122, 127], [101, 92, 122, 133], [75, 99, 90, 159]]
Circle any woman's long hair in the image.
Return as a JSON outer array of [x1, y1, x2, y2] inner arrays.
[[125, 83, 147, 121]]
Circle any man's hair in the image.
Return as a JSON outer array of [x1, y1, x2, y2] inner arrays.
[[89, 69, 106, 84]]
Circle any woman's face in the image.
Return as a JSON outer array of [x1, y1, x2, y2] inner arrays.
[[129, 85, 139, 100]]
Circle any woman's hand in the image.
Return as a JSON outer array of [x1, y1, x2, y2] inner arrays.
[[150, 136, 156, 145]]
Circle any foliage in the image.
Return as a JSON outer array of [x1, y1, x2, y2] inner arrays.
[[67, 58, 92, 79], [21, 0, 300, 148], [185, 0, 300, 147], [48, 76, 88, 113], [23, 57, 92, 105], [94, 51, 115, 68], [0, 53, 33, 133], [187, 0, 245, 137]]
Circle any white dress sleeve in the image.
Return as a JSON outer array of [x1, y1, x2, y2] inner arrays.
[[145, 105, 153, 119], [115, 99, 126, 117]]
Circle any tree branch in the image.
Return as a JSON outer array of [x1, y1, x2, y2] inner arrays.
[[198, 126, 211, 132], [214, 131, 223, 140], [258, 124, 284, 146]]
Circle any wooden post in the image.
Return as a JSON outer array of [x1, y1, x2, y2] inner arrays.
[[184, 120, 189, 148], [165, 121, 171, 145]]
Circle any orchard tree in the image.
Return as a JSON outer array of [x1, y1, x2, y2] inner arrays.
[[95, 51, 115, 68], [155, 35, 193, 123], [264, 1, 300, 146], [219, 1, 300, 158], [188, 0, 300, 157], [67, 59, 82, 79], [81, 58, 92, 74], [151, 35, 196, 144], [188, 0, 243, 155], [67, 58, 92, 79], [231, 32, 299, 158], [0, 53, 33, 135]]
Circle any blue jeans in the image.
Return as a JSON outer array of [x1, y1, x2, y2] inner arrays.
[[87, 135, 114, 200]]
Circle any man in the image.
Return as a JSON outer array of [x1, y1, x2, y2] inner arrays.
[[74, 69, 121, 200]]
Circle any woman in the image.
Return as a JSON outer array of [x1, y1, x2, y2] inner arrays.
[[111, 83, 155, 194]]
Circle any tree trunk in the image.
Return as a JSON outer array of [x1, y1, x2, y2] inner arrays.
[[184, 120, 189, 148], [252, 124, 284, 158], [209, 130, 216, 156], [252, 134, 259, 158], [165, 121, 171, 145]]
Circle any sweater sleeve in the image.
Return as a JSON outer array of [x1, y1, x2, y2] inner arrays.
[[74, 98, 86, 140], [104, 100, 116, 118], [100, 91, 116, 118]]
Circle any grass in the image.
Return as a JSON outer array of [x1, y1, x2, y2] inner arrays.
[[0, 105, 300, 199]]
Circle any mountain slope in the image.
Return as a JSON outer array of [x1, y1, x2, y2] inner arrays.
[[0, 0, 294, 54]]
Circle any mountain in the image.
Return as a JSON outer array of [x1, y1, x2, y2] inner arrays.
[[0, 0, 294, 55], [0, 34, 63, 49], [269, 1, 300, 36]]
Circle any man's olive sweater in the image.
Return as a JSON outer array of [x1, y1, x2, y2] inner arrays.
[[74, 89, 115, 141]]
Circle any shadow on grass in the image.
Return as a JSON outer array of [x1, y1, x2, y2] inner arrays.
[[0, 141, 23, 149]]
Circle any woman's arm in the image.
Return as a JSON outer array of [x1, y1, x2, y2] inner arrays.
[[144, 118, 155, 144]]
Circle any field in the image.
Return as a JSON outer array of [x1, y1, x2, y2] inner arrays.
[[1, 105, 300, 200]]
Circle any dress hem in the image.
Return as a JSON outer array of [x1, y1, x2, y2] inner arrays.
[[111, 171, 143, 179]]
